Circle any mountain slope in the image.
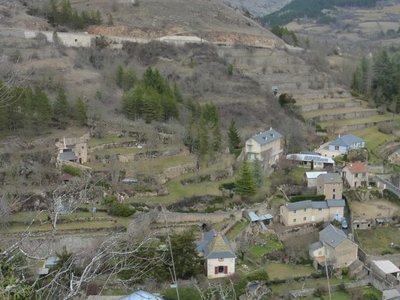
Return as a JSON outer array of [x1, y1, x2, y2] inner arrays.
[[222, 0, 294, 17]]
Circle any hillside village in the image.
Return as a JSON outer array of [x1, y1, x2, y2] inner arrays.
[[0, 0, 400, 300]]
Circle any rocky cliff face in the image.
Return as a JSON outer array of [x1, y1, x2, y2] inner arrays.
[[223, 0, 293, 17]]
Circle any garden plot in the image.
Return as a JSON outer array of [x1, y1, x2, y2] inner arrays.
[[356, 227, 400, 255]]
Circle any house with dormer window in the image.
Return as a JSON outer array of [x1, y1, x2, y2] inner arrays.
[[196, 229, 236, 279]]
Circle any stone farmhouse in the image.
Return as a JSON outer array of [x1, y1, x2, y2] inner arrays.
[[244, 128, 283, 169], [328, 134, 365, 154], [342, 162, 368, 188], [286, 153, 335, 170], [305, 171, 327, 188], [309, 224, 358, 270], [56, 135, 89, 165], [316, 173, 343, 199], [280, 199, 345, 226], [196, 229, 236, 279]]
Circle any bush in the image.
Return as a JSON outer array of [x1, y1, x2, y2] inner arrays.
[[363, 290, 379, 300], [383, 189, 399, 203], [62, 164, 81, 177], [290, 194, 325, 202], [108, 202, 135, 217], [381, 249, 393, 255], [247, 269, 269, 282], [341, 267, 349, 276], [103, 195, 117, 206]]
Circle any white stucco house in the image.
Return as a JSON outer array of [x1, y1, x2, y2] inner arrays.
[[328, 134, 365, 154], [244, 128, 283, 168], [196, 229, 236, 279]]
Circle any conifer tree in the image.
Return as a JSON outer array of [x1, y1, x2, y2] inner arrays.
[[74, 97, 87, 126], [54, 87, 69, 128], [228, 119, 241, 152], [252, 159, 264, 189], [212, 120, 222, 152], [236, 160, 257, 197]]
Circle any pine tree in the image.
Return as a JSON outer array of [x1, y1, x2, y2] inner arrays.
[[236, 160, 257, 197], [116, 65, 124, 88], [212, 120, 222, 152], [198, 118, 209, 158], [54, 88, 69, 128], [252, 159, 264, 189], [228, 119, 241, 152], [74, 97, 87, 126], [34, 88, 52, 128]]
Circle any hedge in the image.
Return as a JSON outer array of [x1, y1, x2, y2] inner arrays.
[[290, 194, 325, 202]]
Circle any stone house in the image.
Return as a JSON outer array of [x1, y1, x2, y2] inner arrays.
[[316, 173, 343, 199], [196, 229, 236, 279], [328, 134, 365, 154], [305, 171, 327, 188], [388, 149, 400, 165], [342, 162, 368, 188], [280, 199, 345, 226], [309, 224, 358, 270], [56, 135, 89, 164], [244, 128, 283, 168]]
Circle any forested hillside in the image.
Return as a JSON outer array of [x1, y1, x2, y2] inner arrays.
[[352, 48, 400, 112], [262, 0, 377, 26]]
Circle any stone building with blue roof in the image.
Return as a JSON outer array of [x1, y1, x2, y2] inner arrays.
[[309, 224, 358, 269], [280, 199, 345, 226], [244, 128, 283, 169], [196, 229, 236, 278]]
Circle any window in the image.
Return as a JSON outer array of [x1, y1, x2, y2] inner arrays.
[[333, 189, 336, 192], [333, 194, 335, 199], [215, 266, 228, 274], [303, 217, 306, 221], [293, 218, 296, 222], [355, 173, 358, 178], [335, 146, 339, 150], [294, 210, 296, 213], [304, 208, 307, 212], [318, 208, 322, 211]]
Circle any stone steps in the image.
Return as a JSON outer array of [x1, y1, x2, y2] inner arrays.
[[303, 107, 378, 122]]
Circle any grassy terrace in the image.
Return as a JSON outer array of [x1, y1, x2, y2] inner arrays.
[[249, 233, 284, 259], [353, 126, 394, 153], [226, 219, 250, 240], [88, 135, 137, 147], [295, 97, 353, 106], [320, 113, 400, 128], [2, 211, 132, 234], [303, 107, 375, 119], [356, 227, 400, 255], [266, 262, 314, 280]]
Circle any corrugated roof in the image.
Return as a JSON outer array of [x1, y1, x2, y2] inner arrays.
[[305, 171, 327, 179], [329, 134, 364, 147], [119, 291, 163, 300], [372, 260, 400, 274], [251, 128, 282, 145], [248, 211, 259, 222], [383, 289, 400, 300], [319, 224, 347, 248], [286, 154, 335, 164], [196, 229, 235, 259], [318, 173, 342, 184]]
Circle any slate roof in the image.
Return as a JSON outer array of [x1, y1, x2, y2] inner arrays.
[[318, 173, 342, 184], [251, 128, 282, 145], [309, 241, 323, 252], [58, 151, 77, 162], [248, 211, 259, 222], [329, 134, 364, 147], [196, 229, 235, 259], [326, 199, 346, 207], [286, 199, 345, 211], [119, 291, 163, 300], [319, 224, 348, 248]]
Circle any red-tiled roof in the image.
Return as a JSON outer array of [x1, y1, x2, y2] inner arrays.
[[347, 162, 367, 173]]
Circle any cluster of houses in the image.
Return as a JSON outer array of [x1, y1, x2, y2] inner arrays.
[[195, 128, 399, 298]]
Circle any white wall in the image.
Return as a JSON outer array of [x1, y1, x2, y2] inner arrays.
[[207, 257, 235, 279]]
